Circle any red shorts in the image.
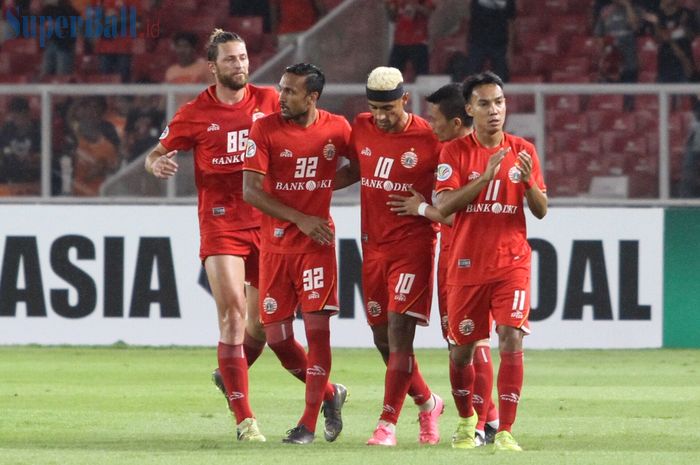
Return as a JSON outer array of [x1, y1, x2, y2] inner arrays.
[[200, 228, 260, 288], [446, 270, 531, 346], [362, 241, 435, 327], [258, 248, 339, 325]]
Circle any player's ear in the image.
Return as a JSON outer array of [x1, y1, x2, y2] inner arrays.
[[465, 103, 474, 117]]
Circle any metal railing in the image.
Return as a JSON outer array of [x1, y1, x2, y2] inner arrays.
[[1, 82, 699, 207]]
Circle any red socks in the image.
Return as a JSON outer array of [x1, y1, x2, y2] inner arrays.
[[379, 352, 414, 424], [217, 342, 253, 423], [298, 313, 332, 432], [242, 330, 266, 367], [473, 345, 494, 430], [449, 357, 475, 418], [497, 351, 524, 432], [407, 359, 432, 406]]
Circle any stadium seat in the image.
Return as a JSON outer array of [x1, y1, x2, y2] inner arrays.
[[574, 136, 602, 155], [507, 94, 535, 113], [566, 35, 599, 58], [548, 111, 589, 133], [547, 95, 582, 112], [586, 94, 625, 111], [550, 70, 592, 82], [515, 15, 549, 35], [542, 0, 571, 14], [589, 175, 629, 198], [549, 14, 590, 37], [228, 16, 264, 52]]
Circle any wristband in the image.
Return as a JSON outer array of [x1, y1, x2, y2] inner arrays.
[[522, 178, 533, 190], [417, 202, 429, 217]]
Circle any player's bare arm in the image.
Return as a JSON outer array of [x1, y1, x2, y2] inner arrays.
[[387, 187, 454, 225], [333, 157, 360, 190], [435, 148, 507, 217], [145, 143, 179, 179], [243, 170, 334, 245], [515, 150, 548, 219]]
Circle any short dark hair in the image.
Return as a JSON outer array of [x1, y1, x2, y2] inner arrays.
[[206, 28, 245, 61], [426, 83, 471, 127], [173, 32, 198, 48], [284, 63, 326, 98], [462, 71, 505, 103]]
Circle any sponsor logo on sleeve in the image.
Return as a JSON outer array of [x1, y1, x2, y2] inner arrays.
[[245, 140, 257, 158], [158, 126, 169, 140], [252, 111, 265, 122], [436, 163, 453, 181]]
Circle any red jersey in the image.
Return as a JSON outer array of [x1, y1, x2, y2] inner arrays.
[[435, 132, 547, 285], [160, 84, 279, 235], [244, 110, 351, 254], [390, 0, 435, 46], [349, 113, 441, 246]]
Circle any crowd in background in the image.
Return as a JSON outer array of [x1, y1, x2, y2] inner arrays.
[[0, 0, 699, 197]]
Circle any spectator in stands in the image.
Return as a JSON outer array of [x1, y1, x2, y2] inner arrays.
[[91, 0, 140, 83], [594, 0, 642, 84], [680, 100, 700, 197], [0, 97, 40, 188], [39, 0, 80, 78], [270, 0, 326, 49], [67, 96, 121, 195], [230, 0, 272, 33], [165, 32, 214, 84], [384, 0, 436, 80], [651, 0, 698, 83], [462, 0, 516, 83], [123, 95, 165, 161]]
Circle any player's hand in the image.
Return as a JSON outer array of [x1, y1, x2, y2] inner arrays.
[[515, 150, 533, 183], [296, 215, 334, 245], [482, 147, 509, 181], [152, 150, 178, 179], [387, 187, 425, 216]]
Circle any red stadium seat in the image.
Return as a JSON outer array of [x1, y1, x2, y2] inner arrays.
[[549, 15, 590, 37], [574, 137, 602, 155], [548, 111, 589, 132], [507, 94, 535, 113], [587, 94, 624, 111], [550, 70, 592, 82], [515, 16, 549, 35], [547, 95, 582, 112], [543, 0, 571, 14], [228, 16, 264, 52], [566, 35, 599, 58]]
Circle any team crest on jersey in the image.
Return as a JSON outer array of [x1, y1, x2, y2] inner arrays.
[[400, 151, 418, 169], [263, 297, 278, 314], [280, 149, 293, 158], [367, 300, 382, 317], [323, 142, 336, 161], [468, 171, 481, 181], [207, 123, 220, 132], [508, 166, 522, 183], [245, 140, 257, 158], [458, 319, 475, 336], [252, 111, 265, 122], [436, 163, 453, 181], [361, 147, 372, 157], [158, 126, 169, 140]]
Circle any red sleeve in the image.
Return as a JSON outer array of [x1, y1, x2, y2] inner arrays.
[[159, 107, 195, 152], [435, 141, 461, 193], [243, 117, 270, 175]]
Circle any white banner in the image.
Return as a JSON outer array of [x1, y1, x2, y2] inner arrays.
[[0, 205, 663, 348]]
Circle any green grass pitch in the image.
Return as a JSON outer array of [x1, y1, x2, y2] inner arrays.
[[1, 346, 699, 465]]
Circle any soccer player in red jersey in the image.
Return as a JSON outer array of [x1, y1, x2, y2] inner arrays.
[[145, 29, 278, 442], [388, 82, 501, 446], [334, 67, 443, 446], [243, 63, 349, 445], [434, 71, 548, 451]]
